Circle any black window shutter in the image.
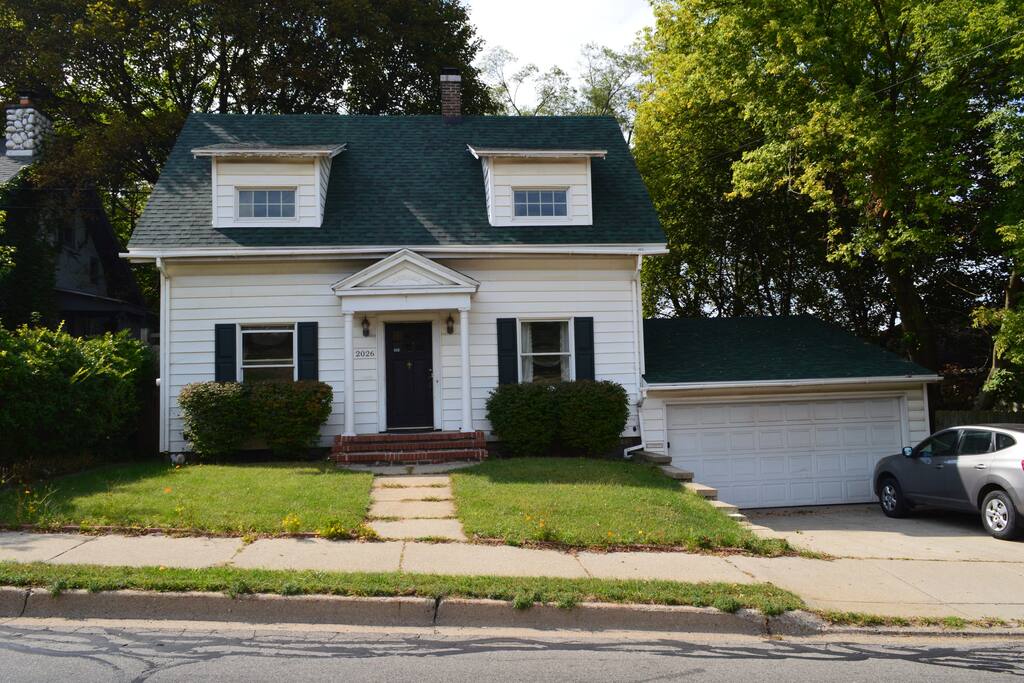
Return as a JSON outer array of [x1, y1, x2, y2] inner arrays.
[[214, 324, 236, 382], [574, 317, 595, 381], [297, 322, 318, 380], [496, 318, 518, 385]]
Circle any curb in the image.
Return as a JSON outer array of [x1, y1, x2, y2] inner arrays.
[[2, 587, 1022, 638]]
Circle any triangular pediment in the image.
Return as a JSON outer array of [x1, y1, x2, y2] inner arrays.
[[331, 249, 478, 295]]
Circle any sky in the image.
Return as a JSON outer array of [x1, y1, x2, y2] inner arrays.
[[464, 0, 655, 77]]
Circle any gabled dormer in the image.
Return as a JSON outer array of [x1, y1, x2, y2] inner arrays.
[[192, 143, 345, 229], [468, 146, 607, 227]]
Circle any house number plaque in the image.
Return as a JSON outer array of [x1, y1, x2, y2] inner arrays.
[[354, 349, 376, 359]]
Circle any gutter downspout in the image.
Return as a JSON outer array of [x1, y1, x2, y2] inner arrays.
[[624, 254, 646, 460], [156, 257, 170, 454]]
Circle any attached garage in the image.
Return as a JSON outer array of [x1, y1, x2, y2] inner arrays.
[[640, 316, 940, 509]]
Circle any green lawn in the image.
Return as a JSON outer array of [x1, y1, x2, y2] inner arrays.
[[0, 461, 373, 537], [451, 458, 790, 555], [0, 561, 804, 615]]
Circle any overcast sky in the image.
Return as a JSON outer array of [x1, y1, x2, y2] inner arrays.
[[464, 0, 655, 76]]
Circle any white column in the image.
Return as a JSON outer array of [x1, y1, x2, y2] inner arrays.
[[459, 307, 473, 432], [343, 311, 355, 436]]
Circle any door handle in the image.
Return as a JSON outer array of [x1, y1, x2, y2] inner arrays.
[[974, 463, 988, 470], [934, 464, 944, 469]]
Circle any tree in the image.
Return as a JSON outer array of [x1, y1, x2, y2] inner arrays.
[[0, 0, 495, 272], [636, 0, 1024, 370], [478, 42, 645, 137]]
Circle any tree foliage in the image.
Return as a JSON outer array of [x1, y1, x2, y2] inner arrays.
[[0, 0, 495, 269], [635, 0, 1024, 370]]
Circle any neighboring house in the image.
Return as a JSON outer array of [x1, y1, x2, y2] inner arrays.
[[127, 72, 938, 507], [2, 93, 153, 337]]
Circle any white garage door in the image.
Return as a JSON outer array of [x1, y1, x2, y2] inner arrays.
[[667, 396, 905, 508]]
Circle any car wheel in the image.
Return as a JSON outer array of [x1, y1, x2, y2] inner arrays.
[[981, 490, 1020, 540], [879, 476, 909, 518]]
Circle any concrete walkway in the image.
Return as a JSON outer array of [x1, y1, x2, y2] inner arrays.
[[366, 475, 467, 541], [2, 531, 1023, 620]]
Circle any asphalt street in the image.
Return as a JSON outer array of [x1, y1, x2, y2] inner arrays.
[[0, 620, 1022, 682]]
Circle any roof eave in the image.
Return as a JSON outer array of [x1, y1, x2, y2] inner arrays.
[[190, 143, 347, 159], [643, 374, 942, 391], [467, 145, 608, 160]]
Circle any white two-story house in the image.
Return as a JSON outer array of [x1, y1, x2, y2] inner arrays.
[[126, 72, 667, 460]]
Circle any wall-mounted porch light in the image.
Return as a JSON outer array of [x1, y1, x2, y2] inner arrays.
[[361, 316, 370, 337], [446, 313, 455, 335]]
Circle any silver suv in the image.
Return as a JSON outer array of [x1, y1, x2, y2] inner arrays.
[[873, 424, 1024, 540]]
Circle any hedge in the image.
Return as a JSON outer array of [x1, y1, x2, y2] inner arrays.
[[179, 380, 333, 459], [486, 380, 629, 457], [0, 324, 153, 473]]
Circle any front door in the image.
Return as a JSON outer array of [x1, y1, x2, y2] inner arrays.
[[385, 322, 434, 430]]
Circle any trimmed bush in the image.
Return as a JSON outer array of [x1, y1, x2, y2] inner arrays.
[[249, 381, 333, 456], [485, 380, 630, 458], [179, 380, 333, 459], [554, 380, 629, 457], [485, 382, 558, 457], [177, 382, 249, 458], [0, 324, 153, 472]]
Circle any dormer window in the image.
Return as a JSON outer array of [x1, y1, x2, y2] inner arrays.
[[467, 146, 606, 228], [238, 189, 296, 219], [514, 189, 568, 218], [191, 143, 345, 229]]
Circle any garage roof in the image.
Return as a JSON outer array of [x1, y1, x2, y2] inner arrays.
[[643, 315, 935, 385]]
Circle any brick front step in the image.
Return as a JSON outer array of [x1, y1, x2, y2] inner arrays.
[[330, 448, 487, 464], [331, 430, 488, 465], [334, 431, 485, 447], [338, 438, 483, 453]]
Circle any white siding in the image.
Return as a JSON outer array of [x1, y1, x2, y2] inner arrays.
[[486, 158, 593, 227], [163, 255, 642, 452], [317, 156, 331, 219], [213, 159, 321, 228]]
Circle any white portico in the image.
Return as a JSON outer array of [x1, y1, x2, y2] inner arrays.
[[330, 249, 479, 436]]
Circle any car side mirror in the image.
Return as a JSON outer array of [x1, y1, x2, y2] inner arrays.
[[902, 446, 914, 458]]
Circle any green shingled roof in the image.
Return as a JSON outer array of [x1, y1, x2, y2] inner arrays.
[[643, 316, 934, 384], [128, 113, 664, 250]]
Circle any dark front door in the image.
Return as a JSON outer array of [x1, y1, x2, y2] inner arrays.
[[385, 322, 434, 430]]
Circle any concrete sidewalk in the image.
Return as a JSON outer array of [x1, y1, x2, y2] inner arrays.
[[2, 531, 1022, 620]]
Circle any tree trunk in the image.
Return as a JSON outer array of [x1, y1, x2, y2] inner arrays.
[[883, 261, 938, 370], [974, 269, 1022, 410]]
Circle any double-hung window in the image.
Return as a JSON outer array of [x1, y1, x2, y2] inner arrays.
[[240, 324, 295, 382], [513, 189, 567, 218], [237, 189, 296, 219], [520, 320, 570, 383]]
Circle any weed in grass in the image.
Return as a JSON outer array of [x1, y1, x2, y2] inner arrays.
[[49, 578, 67, 596], [241, 533, 258, 545], [317, 522, 354, 540], [512, 591, 536, 610], [556, 594, 578, 609], [942, 616, 968, 629], [280, 514, 302, 534], [226, 580, 252, 598], [280, 582, 303, 596], [354, 524, 380, 541], [712, 596, 741, 613]]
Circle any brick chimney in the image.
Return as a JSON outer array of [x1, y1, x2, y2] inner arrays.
[[5, 90, 52, 159], [440, 68, 461, 122]]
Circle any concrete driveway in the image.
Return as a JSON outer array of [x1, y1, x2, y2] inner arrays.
[[746, 504, 1024, 562]]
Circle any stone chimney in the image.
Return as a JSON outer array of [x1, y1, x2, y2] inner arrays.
[[440, 68, 461, 122], [5, 90, 52, 158]]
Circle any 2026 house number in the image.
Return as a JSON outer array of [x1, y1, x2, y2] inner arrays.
[[354, 349, 376, 359]]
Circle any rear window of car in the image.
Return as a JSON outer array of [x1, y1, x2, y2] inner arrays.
[[996, 433, 1017, 450], [959, 430, 994, 455]]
